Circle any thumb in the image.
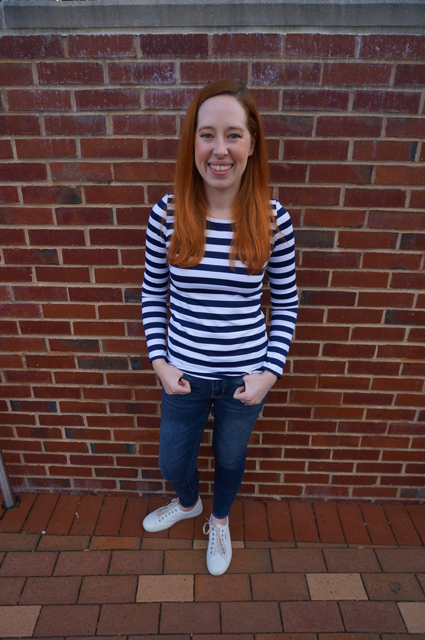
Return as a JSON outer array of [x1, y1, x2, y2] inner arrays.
[[233, 385, 245, 399]]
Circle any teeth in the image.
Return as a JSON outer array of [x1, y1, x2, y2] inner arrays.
[[210, 164, 232, 172]]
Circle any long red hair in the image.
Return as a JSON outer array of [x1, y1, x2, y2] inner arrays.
[[168, 80, 273, 274]]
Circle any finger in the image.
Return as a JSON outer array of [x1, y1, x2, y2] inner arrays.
[[178, 378, 191, 391], [233, 386, 245, 399]]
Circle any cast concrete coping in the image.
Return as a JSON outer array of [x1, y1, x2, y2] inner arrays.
[[1, 0, 425, 32]]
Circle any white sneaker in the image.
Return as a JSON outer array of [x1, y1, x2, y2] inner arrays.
[[203, 517, 232, 576], [143, 497, 203, 533]]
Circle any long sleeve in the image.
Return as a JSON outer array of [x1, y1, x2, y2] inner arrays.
[[263, 203, 298, 378], [142, 196, 170, 363]]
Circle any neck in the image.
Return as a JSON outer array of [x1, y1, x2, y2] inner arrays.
[[204, 185, 238, 220]]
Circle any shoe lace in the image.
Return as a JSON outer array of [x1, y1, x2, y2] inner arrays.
[[203, 518, 226, 556], [157, 498, 179, 520]]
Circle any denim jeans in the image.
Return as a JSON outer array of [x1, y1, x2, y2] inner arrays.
[[158, 373, 267, 520]]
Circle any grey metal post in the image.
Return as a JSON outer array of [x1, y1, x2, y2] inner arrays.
[[0, 445, 20, 510]]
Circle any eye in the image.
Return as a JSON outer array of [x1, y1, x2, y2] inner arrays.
[[229, 134, 242, 140], [200, 133, 213, 139]]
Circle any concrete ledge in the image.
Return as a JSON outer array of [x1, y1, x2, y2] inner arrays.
[[2, 0, 425, 31]]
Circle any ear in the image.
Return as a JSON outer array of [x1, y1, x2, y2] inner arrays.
[[248, 132, 257, 156]]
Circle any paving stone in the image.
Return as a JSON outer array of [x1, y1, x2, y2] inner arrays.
[[266, 501, 294, 542], [228, 548, 272, 573], [46, 494, 81, 535], [160, 602, 220, 634], [0, 551, 4, 566], [381, 635, 425, 640], [90, 535, 140, 550], [245, 540, 295, 548], [281, 601, 344, 633], [195, 574, 251, 602], [251, 573, 309, 601], [34, 604, 99, 637], [319, 635, 380, 640], [70, 495, 103, 536], [194, 499, 214, 540], [360, 504, 396, 546], [142, 538, 192, 550], [228, 499, 244, 541], [407, 505, 425, 545], [417, 573, 425, 594], [340, 601, 406, 633], [169, 515, 196, 540], [222, 601, 282, 633], [0, 533, 39, 551], [129, 636, 190, 640], [376, 548, 425, 572], [363, 573, 425, 601], [95, 496, 127, 536], [290, 502, 319, 543], [314, 502, 345, 544], [257, 635, 316, 640], [109, 549, 163, 575], [271, 548, 326, 572], [120, 497, 149, 537], [79, 575, 137, 603], [23, 494, 59, 535], [0, 605, 41, 637], [0, 576, 25, 604], [337, 504, 370, 545], [54, 550, 110, 575], [97, 603, 159, 636], [164, 549, 208, 574], [193, 538, 244, 549], [324, 548, 380, 573], [20, 576, 81, 605], [243, 501, 269, 541], [194, 635, 254, 640], [307, 573, 367, 600], [0, 493, 37, 533], [384, 504, 422, 547], [37, 535, 90, 551], [398, 603, 425, 633], [137, 574, 193, 602], [0, 551, 57, 576]]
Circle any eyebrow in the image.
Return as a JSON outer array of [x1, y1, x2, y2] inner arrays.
[[197, 125, 245, 132]]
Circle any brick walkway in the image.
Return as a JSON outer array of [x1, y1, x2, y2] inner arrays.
[[1, 493, 425, 637]]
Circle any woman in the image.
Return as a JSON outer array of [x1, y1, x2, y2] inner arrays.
[[141, 80, 298, 576]]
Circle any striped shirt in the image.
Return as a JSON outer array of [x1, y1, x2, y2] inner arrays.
[[142, 194, 298, 379]]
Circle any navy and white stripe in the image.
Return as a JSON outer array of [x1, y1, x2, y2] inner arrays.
[[142, 194, 298, 379]]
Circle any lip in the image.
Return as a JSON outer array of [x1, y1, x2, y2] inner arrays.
[[208, 163, 233, 176]]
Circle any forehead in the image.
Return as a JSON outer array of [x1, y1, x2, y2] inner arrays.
[[196, 94, 248, 128]]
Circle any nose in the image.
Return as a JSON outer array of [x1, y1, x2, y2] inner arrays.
[[214, 135, 227, 157]]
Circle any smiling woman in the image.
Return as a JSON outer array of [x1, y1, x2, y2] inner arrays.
[[141, 80, 298, 577]]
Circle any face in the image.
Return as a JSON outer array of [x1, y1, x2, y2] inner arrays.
[[194, 94, 255, 204]]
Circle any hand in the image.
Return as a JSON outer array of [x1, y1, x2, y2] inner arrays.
[[152, 359, 191, 395], [233, 370, 277, 405]]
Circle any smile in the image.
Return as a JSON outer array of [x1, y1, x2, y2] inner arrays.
[[209, 164, 233, 172]]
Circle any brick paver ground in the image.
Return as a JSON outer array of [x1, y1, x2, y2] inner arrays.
[[1, 492, 425, 637]]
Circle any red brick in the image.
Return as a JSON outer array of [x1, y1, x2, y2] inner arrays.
[[62, 249, 118, 266], [140, 33, 208, 57], [369, 210, 425, 231], [411, 190, 425, 208], [34, 604, 99, 636], [324, 63, 392, 86], [56, 207, 112, 225], [69, 495, 103, 535], [147, 138, 179, 159], [44, 114, 106, 137], [0, 140, 13, 159], [15, 138, 77, 159], [0, 493, 36, 533], [284, 139, 348, 161], [35, 267, 90, 284], [313, 501, 349, 545], [353, 140, 417, 161], [360, 34, 425, 58], [22, 494, 59, 535], [376, 165, 425, 185], [316, 115, 382, 137], [94, 496, 127, 536], [304, 209, 365, 228], [0, 62, 33, 85], [68, 34, 136, 57], [22, 185, 81, 205], [360, 504, 397, 545], [113, 162, 174, 182], [7, 89, 71, 111], [50, 162, 112, 183], [84, 185, 145, 204], [80, 138, 144, 159], [395, 63, 425, 87], [0, 551, 57, 576], [283, 89, 349, 111], [4, 248, 58, 265], [221, 602, 281, 633], [181, 61, 249, 84], [38, 61, 104, 85], [339, 230, 397, 249], [145, 88, 198, 110], [0, 186, 19, 203], [159, 603, 219, 634], [386, 116, 425, 137], [45, 494, 82, 535], [20, 576, 81, 604], [401, 233, 425, 250], [54, 550, 110, 576], [391, 272, 425, 289], [344, 188, 406, 208], [0, 115, 40, 135], [354, 90, 421, 114], [252, 61, 320, 85], [279, 187, 340, 206], [28, 229, 85, 247], [286, 33, 356, 57], [309, 164, 372, 184], [0, 35, 63, 58], [243, 501, 268, 541], [0, 228, 26, 246], [75, 89, 140, 111], [108, 62, 174, 84], [112, 113, 175, 135], [337, 504, 371, 544], [212, 33, 282, 56], [109, 549, 163, 574]]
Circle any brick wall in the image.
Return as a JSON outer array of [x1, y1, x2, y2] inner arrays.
[[0, 32, 424, 503]]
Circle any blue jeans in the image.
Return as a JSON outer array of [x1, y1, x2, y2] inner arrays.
[[159, 374, 267, 520]]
